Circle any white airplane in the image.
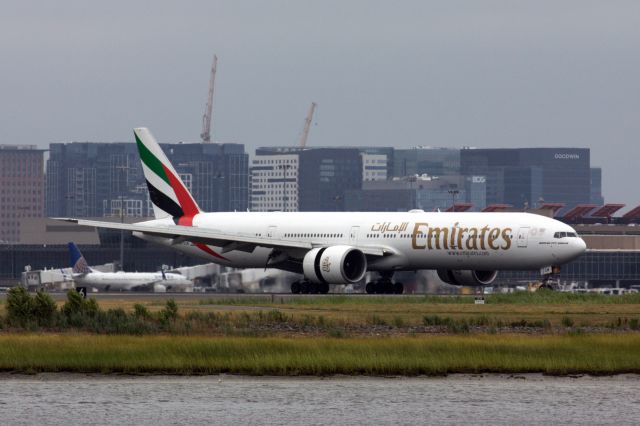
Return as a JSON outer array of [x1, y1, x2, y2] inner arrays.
[[68, 242, 193, 293], [60, 128, 586, 294]]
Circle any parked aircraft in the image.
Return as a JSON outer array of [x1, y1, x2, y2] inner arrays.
[[68, 242, 193, 293], [60, 128, 586, 294]]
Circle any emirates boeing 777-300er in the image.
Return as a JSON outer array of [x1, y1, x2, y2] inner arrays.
[[59, 128, 586, 294]]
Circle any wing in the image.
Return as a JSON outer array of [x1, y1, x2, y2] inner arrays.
[[56, 218, 393, 258]]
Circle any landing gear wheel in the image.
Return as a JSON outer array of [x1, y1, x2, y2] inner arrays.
[[291, 281, 301, 294], [393, 282, 404, 294], [318, 282, 330, 294], [365, 282, 376, 294], [308, 282, 319, 294], [300, 281, 310, 294]]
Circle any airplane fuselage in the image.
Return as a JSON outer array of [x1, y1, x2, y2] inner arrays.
[[135, 211, 585, 272], [73, 271, 192, 291]]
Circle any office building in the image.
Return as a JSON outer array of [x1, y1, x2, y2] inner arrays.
[[590, 167, 604, 205], [0, 145, 45, 242], [252, 146, 388, 212], [460, 148, 591, 210], [393, 147, 460, 177], [46, 142, 248, 218], [345, 175, 486, 212], [250, 154, 299, 212]]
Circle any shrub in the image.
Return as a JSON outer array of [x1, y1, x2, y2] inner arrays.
[[61, 290, 99, 327], [393, 316, 405, 328], [32, 291, 57, 327], [62, 290, 84, 317], [371, 314, 387, 326], [265, 309, 287, 323], [630, 319, 639, 330], [510, 319, 528, 328], [133, 303, 151, 319], [160, 299, 179, 322], [444, 320, 469, 334], [327, 327, 345, 338], [471, 315, 491, 327], [561, 316, 574, 327], [5, 286, 35, 326], [423, 315, 453, 327]]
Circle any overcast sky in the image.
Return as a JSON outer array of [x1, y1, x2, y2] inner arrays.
[[2, 1, 639, 206]]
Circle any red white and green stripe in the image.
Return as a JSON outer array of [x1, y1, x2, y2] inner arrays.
[[134, 128, 200, 223], [134, 128, 227, 261]]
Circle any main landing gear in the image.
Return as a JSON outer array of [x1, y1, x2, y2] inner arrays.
[[365, 272, 404, 294], [290, 280, 329, 294]]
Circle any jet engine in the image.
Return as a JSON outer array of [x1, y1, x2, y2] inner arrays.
[[437, 269, 498, 286], [302, 245, 367, 284], [153, 283, 167, 293]]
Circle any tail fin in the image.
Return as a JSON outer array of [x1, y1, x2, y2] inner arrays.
[[134, 127, 201, 223], [68, 242, 93, 274]]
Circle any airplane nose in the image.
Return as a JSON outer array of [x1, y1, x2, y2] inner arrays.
[[573, 238, 587, 257]]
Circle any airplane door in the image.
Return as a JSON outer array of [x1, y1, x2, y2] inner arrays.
[[267, 226, 277, 239], [517, 227, 529, 248], [349, 226, 359, 245]]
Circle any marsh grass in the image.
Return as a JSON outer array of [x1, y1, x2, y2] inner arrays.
[[0, 334, 638, 375], [3, 290, 640, 336]]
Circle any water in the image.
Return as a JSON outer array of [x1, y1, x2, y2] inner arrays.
[[1, 375, 639, 425]]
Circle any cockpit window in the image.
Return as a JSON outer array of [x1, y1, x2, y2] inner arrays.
[[554, 231, 578, 238]]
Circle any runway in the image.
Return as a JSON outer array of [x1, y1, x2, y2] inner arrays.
[[0, 291, 438, 302]]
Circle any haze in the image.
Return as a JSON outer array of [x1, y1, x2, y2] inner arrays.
[[1, 1, 639, 205]]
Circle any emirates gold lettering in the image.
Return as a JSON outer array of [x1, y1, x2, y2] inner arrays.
[[404, 222, 513, 251], [428, 227, 449, 250], [411, 222, 428, 249]]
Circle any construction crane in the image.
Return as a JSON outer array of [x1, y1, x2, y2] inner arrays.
[[200, 55, 217, 143], [298, 102, 317, 148]]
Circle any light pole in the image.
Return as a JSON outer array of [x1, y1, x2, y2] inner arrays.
[[119, 195, 125, 271], [115, 163, 132, 271], [407, 175, 417, 210], [448, 188, 459, 210]]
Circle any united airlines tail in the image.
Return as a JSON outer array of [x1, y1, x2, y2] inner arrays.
[[68, 242, 93, 275], [134, 127, 201, 223]]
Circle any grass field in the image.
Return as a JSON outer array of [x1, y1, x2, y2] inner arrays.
[[4, 291, 640, 333], [182, 292, 640, 331], [1, 291, 639, 375], [1, 333, 639, 375]]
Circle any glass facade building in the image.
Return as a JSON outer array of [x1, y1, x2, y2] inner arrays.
[[393, 147, 460, 178], [590, 167, 604, 205], [46, 142, 248, 218], [298, 148, 363, 211], [460, 148, 591, 210]]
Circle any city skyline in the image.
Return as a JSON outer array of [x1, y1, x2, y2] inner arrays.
[[2, 1, 639, 205]]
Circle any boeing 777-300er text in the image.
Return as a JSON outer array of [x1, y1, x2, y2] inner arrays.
[[59, 128, 586, 294], [67, 242, 193, 294]]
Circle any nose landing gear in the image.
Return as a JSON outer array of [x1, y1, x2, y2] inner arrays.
[[539, 265, 561, 290]]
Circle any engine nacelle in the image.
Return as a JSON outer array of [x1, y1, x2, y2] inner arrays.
[[437, 269, 498, 286], [303, 245, 367, 284], [153, 284, 167, 293]]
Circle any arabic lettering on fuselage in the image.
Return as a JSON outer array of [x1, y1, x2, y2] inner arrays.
[[370, 222, 410, 233]]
